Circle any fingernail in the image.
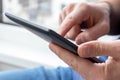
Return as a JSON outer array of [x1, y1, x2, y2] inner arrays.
[[78, 45, 90, 57], [75, 38, 82, 44]]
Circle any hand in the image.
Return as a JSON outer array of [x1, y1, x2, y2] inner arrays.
[[59, 2, 110, 44], [49, 40, 120, 80]]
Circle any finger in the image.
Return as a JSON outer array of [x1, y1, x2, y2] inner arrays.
[[59, 3, 89, 36], [59, 3, 76, 25], [65, 24, 81, 40], [59, 9, 67, 25], [75, 19, 110, 44], [65, 3, 76, 15], [59, 12, 63, 25], [49, 42, 97, 77], [77, 40, 120, 58], [65, 21, 89, 40]]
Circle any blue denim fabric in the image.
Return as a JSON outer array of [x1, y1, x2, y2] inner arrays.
[[0, 56, 108, 80], [0, 67, 73, 80]]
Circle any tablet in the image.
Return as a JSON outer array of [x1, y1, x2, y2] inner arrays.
[[5, 12, 102, 63]]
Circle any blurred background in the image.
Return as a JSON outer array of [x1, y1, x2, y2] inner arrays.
[[3, 0, 96, 29], [0, 0, 119, 71]]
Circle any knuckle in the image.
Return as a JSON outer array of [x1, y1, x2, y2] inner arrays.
[[94, 41, 104, 56], [78, 2, 90, 10], [66, 4, 75, 13], [79, 32, 93, 42], [78, 45, 89, 57], [66, 14, 76, 23], [80, 50, 88, 57], [63, 3, 75, 14], [68, 3, 76, 7]]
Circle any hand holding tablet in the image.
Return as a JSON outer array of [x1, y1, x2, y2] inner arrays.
[[5, 12, 103, 63]]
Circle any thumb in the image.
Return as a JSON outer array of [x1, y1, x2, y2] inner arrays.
[[77, 40, 120, 58]]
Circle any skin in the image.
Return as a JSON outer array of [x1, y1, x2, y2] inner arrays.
[[49, 41, 120, 80], [49, 1, 120, 80], [59, 2, 110, 44]]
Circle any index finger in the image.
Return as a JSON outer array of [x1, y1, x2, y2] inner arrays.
[[59, 5, 88, 36]]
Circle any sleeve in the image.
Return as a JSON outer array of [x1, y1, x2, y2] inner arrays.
[[0, 66, 74, 80]]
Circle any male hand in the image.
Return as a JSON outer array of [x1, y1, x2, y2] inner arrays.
[[49, 40, 120, 80], [59, 2, 110, 44], [49, 2, 120, 80]]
